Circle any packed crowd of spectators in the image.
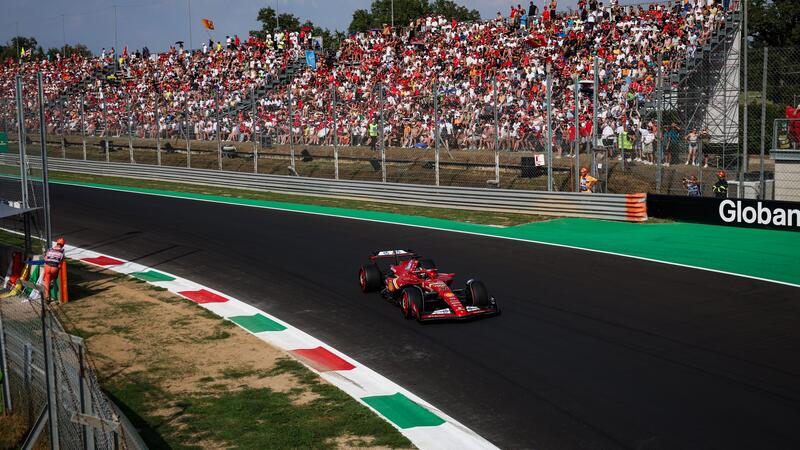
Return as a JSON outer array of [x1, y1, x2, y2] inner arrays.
[[1, 0, 735, 161]]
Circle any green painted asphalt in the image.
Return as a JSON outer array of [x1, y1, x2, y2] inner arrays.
[[361, 393, 446, 429], [48, 178, 800, 287]]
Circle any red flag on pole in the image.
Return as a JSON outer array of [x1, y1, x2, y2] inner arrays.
[[202, 18, 215, 30]]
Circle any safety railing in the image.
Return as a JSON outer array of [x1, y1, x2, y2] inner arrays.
[[0, 154, 647, 222]]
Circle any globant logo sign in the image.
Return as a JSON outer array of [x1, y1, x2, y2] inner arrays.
[[719, 200, 800, 227]]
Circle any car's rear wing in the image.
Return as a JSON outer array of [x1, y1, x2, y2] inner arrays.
[[369, 250, 417, 263]]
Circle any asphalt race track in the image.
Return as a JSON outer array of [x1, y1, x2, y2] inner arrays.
[[19, 183, 800, 449]]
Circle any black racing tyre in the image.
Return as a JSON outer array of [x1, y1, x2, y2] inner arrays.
[[359, 264, 383, 293], [399, 287, 415, 319], [465, 279, 489, 307], [403, 286, 425, 321]]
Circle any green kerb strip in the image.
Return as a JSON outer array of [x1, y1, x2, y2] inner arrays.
[[361, 393, 445, 429], [228, 314, 287, 332], [130, 270, 176, 282], [48, 178, 800, 287]]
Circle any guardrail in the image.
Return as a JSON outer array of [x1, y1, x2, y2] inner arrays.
[[0, 155, 648, 222]]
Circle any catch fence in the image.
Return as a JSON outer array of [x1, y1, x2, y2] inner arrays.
[[0, 248, 146, 450], [2, 46, 800, 200]]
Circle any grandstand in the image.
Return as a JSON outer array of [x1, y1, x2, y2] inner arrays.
[[1, 0, 740, 193]]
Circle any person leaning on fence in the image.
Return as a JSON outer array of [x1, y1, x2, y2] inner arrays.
[[579, 167, 598, 194], [712, 170, 728, 199], [43, 238, 66, 302], [682, 175, 701, 197]]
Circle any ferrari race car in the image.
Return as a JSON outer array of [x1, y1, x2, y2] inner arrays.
[[358, 250, 499, 322]]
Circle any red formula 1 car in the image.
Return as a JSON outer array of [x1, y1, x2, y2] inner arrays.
[[358, 250, 500, 322]]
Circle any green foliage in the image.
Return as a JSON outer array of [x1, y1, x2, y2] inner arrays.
[[348, 0, 480, 33], [0, 36, 43, 61], [250, 7, 344, 49], [749, 0, 800, 48]]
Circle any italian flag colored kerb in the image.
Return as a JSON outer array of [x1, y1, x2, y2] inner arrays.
[[67, 245, 496, 449]]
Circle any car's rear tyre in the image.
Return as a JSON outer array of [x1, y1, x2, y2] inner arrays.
[[465, 279, 489, 307], [359, 264, 382, 293], [403, 287, 425, 321]]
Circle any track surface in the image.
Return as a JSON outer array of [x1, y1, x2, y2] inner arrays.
[[29, 184, 800, 449]]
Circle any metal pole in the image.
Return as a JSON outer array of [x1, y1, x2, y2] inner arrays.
[[332, 83, 339, 180], [216, 90, 222, 170], [187, 0, 192, 51], [592, 57, 599, 177], [77, 343, 89, 450], [574, 76, 580, 192], [80, 93, 86, 160], [656, 61, 664, 192], [433, 79, 440, 186], [546, 67, 553, 191], [288, 87, 296, 172], [0, 314, 12, 413], [740, 0, 748, 197], [252, 89, 258, 173], [62, 14, 66, 58], [155, 94, 161, 166], [379, 83, 386, 183], [113, 5, 118, 71], [103, 89, 109, 163], [185, 108, 191, 168], [759, 47, 767, 199], [128, 96, 133, 163], [41, 303, 60, 449], [37, 73, 53, 247], [16, 76, 28, 209], [60, 100, 66, 158], [492, 76, 500, 184]]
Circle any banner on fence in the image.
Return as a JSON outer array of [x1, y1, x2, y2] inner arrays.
[[0, 132, 7, 153], [305, 51, 316, 70], [648, 194, 800, 231]]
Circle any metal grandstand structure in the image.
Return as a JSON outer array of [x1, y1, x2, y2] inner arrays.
[[666, 6, 743, 170]]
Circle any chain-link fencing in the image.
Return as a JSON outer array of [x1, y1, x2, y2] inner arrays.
[[0, 250, 146, 450]]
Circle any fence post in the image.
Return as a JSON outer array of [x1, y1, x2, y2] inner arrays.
[[433, 79, 440, 186], [103, 90, 109, 164], [41, 304, 60, 449], [0, 312, 12, 414], [16, 76, 28, 209], [185, 106, 191, 169], [574, 76, 580, 192], [379, 82, 386, 183], [759, 47, 768, 199], [154, 95, 161, 166], [656, 61, 664, 193], [24, 344, 32, 423], [592, 57, 598, 177], [252, 89, 258, 174], [78, 342, 94, 450], [216, 90, 222, 171], [80, 93, 86, 161], [288, 87, 296, 173], [332, 83, 339, 180], [60, 99, 66, 159], [128, 96, 134, 164], [492, 76, 500, 185], [740, 0, 748, 197], [37, 73, 53, 248], [546, 66, 553, 191]]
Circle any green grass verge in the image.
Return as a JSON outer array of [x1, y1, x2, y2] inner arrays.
[[105, 359, 411, 450]]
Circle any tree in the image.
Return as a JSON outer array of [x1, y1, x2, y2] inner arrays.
[[250, 7, 343, 49], [45, 43, 93, 60], [0, 36, 41, 61], [429, 0, 480, 22], [347, 0, 480, 33], [749, 0, 800, 48]]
